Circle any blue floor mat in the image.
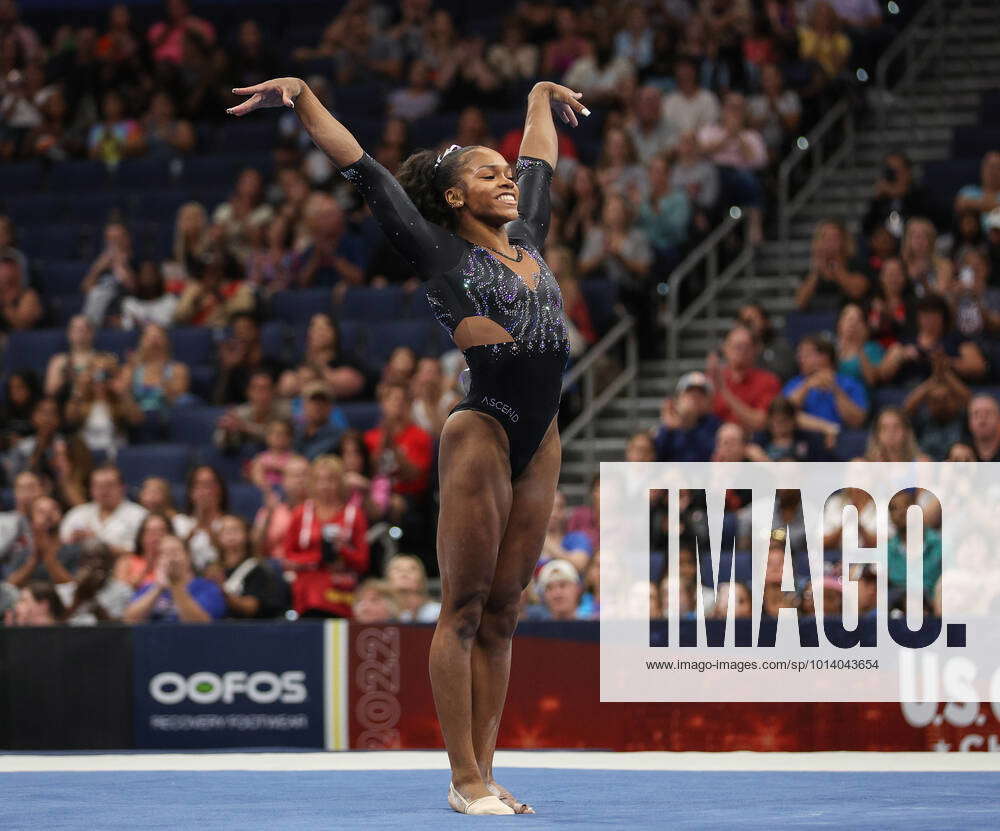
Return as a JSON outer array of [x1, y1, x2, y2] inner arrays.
[[3, 769, 1000, 830]]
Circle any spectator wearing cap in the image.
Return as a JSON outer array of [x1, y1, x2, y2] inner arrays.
[[955, 151, 1000, 232], [654, 372, 721, 462], [539, 490, 594, 573], [966, 394, 1000, 462], [903, 367, 970, 461], [707, 324, 781, 432], [862, 152, 935, 238], [748, 397, 829, 462], [60, 464, 148, 559], [887, 490, 941, 598], [524, 559, 583, 621], [295, 382, 348, 461], [880, 294, 987, 385], [783, 335, 867, 429]]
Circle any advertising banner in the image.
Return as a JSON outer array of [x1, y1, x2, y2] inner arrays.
[[133, 623, 326, 749], [343, 622, 1000, 752]]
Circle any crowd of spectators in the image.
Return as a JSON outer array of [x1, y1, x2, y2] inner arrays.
[[1, 0, 981, 628], [629, 140, 1000, 625]]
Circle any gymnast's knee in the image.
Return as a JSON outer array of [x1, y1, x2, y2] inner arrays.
[[477, 590, 522, 647], [439, 588, 490, 647]]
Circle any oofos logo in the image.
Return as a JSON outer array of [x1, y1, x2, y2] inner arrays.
[[150, 671, 307, 705]]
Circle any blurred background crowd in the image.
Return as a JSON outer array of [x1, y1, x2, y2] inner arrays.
[[0, 0, 996, 629]]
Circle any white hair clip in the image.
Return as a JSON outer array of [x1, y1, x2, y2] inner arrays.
[[434, 144, 462, 168]]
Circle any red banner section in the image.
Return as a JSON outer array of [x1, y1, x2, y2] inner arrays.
[[346, 624, 1000, 752]]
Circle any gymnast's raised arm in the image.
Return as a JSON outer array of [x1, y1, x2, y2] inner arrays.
[[228, 77, 363, 168], [228, 77, 453, 276]]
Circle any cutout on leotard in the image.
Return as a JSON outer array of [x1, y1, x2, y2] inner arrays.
[[453, 316, 514, 350]]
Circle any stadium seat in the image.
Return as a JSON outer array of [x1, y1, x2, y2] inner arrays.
[[366, 320, 437, 365], [835, 429, 868, 461], [169, 327, 215, 366], [112, 156, 175, 189], [339, 401, 382, 432], [116, 444, 194, 486], [1, 161, 44, 194], [48, 293, 85, 325], [922, 158, 980, 210], [53, 160, 109, 190], [782, 311, 837, 346], [580, 279, 620, 336], [260, 321, 290, 363], [187, 365, 217, 403], [41, 261, 86, 295], [2, 328, 66, 375], [94, 329, 139, 359], [337, 285, 406, 322], [229, 483, 264, 520], [951, 126, 1000, 161], [195, 444, 252, 483], [167, 406, 226, 444], [872, 386, 909, 411], [271, 288, 333, 324]]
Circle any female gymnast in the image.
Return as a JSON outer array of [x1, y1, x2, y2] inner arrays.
[[229, 76, 588, 815]]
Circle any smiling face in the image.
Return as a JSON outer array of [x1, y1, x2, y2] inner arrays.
[[447, 147, 519, 228]]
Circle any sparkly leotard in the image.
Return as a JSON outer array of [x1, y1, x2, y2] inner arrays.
[[339, 152, 569, 479]]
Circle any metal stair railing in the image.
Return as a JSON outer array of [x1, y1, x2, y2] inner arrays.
[[776, 98, 855, 280], [874, 0, 970, 147], [777, 0, 966, 281], [560, 314, 639, 472], [665, 211, 753, 362]]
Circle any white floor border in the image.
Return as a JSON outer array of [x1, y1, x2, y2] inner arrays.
[[2, 751, 1000, 773]]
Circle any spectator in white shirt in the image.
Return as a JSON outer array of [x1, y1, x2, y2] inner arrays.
[[59, 463, 147, 558], [663, 57, 720, 136]]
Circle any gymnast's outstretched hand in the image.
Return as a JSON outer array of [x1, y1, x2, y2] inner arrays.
[[534, 81, 590, 128], [227, 77, 304, 116]]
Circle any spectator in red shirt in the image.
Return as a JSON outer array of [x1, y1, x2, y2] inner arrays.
[[283, 455, 369, 617], [364, 382, 433, 499], [708, 324, 781, 431]]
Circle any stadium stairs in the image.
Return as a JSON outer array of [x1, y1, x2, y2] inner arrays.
[[558, 0, 1000, 502]]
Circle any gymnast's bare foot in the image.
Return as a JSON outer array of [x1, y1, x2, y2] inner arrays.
[[487, 780, 535, 814]]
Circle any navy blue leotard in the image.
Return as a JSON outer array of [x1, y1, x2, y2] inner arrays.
[[339, 152, 569, 479]]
